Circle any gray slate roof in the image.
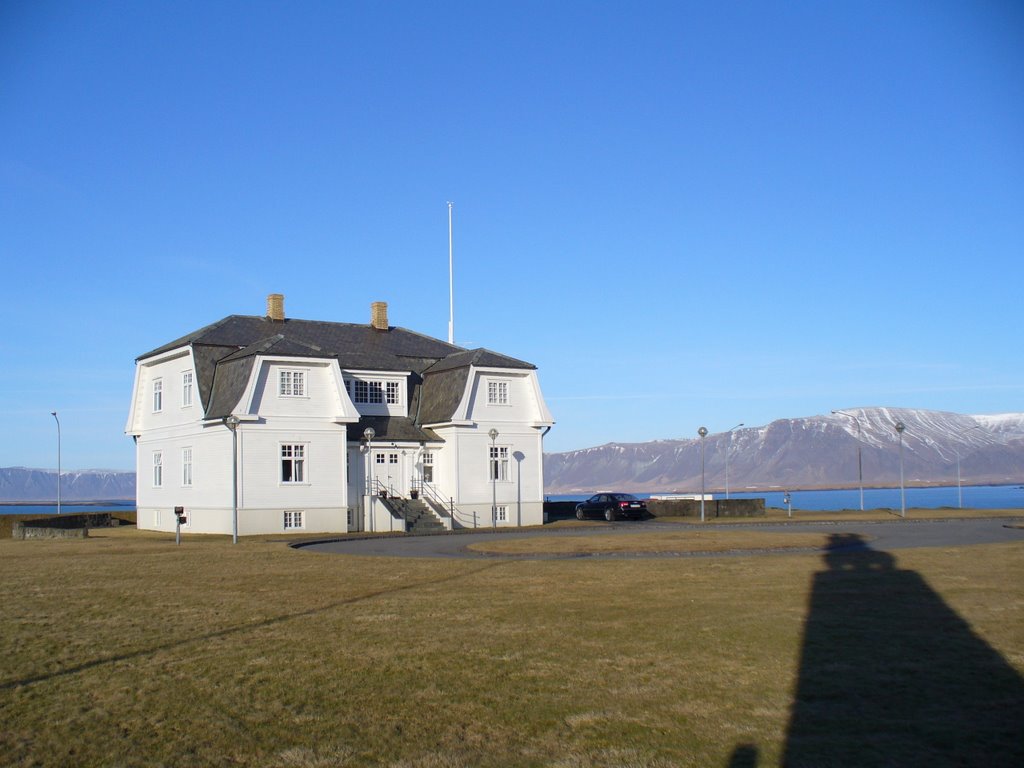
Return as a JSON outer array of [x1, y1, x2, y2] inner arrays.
[[139, 314, 535, 439]]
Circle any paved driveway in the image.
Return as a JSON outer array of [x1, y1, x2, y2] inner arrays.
[[297, 517, 1024, 559]]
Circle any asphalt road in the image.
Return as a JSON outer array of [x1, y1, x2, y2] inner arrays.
[[297, 516, 1024, 559]]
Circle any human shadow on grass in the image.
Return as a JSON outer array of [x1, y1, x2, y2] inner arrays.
[[781, 534, 1024, 767]]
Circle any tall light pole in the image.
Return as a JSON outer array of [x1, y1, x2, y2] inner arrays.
[[364, 427, 376, 532], [725, 423, 744, 499], [895, 421, 906, 518], [698, 426, 708, 522], [955, 424, 984, 509], [832, 409, 865, 511], [489, 428, 499, 529], [225, 415, 240, 543], [50, 411, 61, 515]]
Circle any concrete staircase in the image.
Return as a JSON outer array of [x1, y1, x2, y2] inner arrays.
[[383, 497, 447, 535]]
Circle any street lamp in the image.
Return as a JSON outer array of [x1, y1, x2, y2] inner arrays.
[[698, 426, 708, 522], [364, 427, 375, 532], [895, 421, 906, 518], [50, 411, 61, 515], [832, 409, 865, 511], [489, 428, 499, 529], [955, 424, 984, 509], [225, 415, 241, 543], [725, 422, 744, 500]]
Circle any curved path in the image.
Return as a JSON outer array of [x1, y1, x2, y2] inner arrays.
[[298, 517, 1024, 560]]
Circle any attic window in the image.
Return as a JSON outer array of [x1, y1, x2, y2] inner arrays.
[[279, 370, 306, 397], [487, 379, 509, 406], [351, 378, 400, 405]]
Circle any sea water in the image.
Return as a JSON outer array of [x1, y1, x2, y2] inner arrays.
[[0, 502, 135, 515], [547, 484, 1024, 511]]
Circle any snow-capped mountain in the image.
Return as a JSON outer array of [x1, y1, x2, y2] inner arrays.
[[0, 467, 136, 502], [543, 408, 1024, 494]]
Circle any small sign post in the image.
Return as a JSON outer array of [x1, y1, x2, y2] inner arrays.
[[174, 506, 185, 545]]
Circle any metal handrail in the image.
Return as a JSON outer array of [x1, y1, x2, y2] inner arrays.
[[417, 481, 487, 529]]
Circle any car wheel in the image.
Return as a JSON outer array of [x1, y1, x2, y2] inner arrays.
[[604, 508, 615, 522], [576, 509, 584, 520]]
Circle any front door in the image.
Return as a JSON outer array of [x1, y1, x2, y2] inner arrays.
[[372, 450, 408, 498]]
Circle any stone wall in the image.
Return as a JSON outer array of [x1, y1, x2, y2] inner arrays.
[[7, 512, 133, 539], [647, 498, 765, 518], [12, 522, 88, 540]]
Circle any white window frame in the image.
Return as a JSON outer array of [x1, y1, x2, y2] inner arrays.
[[153, 378, 163, 412], [489, 445, 509, 482], [280, 443, 307, 484], [487, 379, 509, 406], [181, 371, 193, 408], [496, 505, 508, 523], [349, 377, 402, 406], [152, 451, 163, 487], [422, 451, 434, 483], [181, 447, 193, 487], [279, 369, 307, 398], [283, 510, 304, 530], [353, 379, 383, 404]]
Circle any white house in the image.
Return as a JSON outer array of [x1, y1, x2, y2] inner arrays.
[[125, 295, 554, 536]]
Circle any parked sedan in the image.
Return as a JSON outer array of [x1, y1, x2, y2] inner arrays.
[[575, 493, 648, 521]]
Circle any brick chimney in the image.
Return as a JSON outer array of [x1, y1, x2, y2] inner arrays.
[[266, 293, 285, 321], [371, 301, 388, 331]]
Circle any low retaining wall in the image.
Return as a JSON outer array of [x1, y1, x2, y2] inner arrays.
[[8, 512, 134, 540], [647, 498, 766, 518], [543, 498, 765, 521], [12, 523, 88, 540]]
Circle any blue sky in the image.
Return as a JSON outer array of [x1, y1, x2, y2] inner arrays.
[[2, 1, 1022, 471]]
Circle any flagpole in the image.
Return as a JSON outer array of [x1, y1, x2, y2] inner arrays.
[[447, 201, 454, 344]]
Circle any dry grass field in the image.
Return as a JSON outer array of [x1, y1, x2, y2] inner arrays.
[[1, 524, 1022, 767]]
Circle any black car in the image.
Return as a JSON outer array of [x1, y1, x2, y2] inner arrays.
[[575, 493, 647, 521]]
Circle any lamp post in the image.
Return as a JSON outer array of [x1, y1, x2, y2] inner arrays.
[[364, 427, 375, 532], [832, 409, 865, 511], [725, 422, 744, 500], [225, 415, 240, 543], [50, 411, 61, 515], [955, 424, 984, 509], [698, 426, 708, 522], [489, 428, 499, 529], [895, 421, 906, 518]]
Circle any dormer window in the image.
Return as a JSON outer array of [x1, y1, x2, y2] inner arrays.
[[487, 379, 509, 406], [350, 377, 401, 405], [279, 370, 306, 397]]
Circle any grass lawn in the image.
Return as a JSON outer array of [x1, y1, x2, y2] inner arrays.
[[1, 526, 1021, 767]]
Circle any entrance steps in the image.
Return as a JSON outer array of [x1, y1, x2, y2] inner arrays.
[[382, 497, 447, 535]]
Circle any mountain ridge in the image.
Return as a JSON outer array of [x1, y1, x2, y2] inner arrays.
[[0, 467, 135, 502], [543, 408, 1024, 494]]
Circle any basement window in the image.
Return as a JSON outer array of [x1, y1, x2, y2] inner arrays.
[[283, 510, 304, 530]]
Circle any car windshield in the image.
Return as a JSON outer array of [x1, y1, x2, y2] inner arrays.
[[610, 493, 638, 501]]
